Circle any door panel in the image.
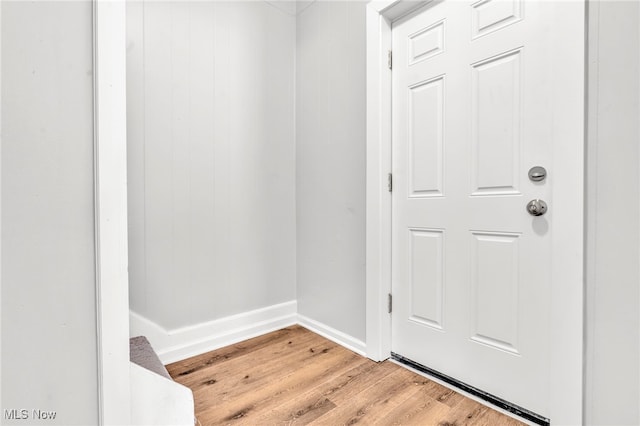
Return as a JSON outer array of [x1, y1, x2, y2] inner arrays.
[[409, 228, 445, 329], [391, 0, 582, 416], [470, 231, 520, 354], [409, 76, 445, 197], [471, 48, 521, 195]]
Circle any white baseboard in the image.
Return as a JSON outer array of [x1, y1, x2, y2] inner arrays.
[[297, 314, 367, 357], [130, 301, 298, 364], [130, 302, 368, 364]]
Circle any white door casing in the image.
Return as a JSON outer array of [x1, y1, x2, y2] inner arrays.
[[94, 0, 131, 424], [366, 0, 584, 424]]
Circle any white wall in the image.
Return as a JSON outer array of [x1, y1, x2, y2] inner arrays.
[[1, 1, 99, 424], [296, 0, 367, 343], [127, 1, 296, 330], [585, 1, 640, 424]]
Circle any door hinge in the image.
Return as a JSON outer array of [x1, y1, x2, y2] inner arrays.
[[388, 173, 393, 192], [388, 293, 393, 314], [388, 50, 393, 70]]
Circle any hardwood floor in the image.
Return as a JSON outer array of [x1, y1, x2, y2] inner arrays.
[[166, 325, 525, 426]]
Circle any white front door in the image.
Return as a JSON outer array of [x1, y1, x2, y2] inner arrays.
[[391, 0, 583, 417]]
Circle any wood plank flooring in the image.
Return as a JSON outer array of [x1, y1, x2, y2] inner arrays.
[[166, 325, 525, 426]]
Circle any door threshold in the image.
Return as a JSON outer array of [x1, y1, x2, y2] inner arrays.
[[390, 352, 550, 426]]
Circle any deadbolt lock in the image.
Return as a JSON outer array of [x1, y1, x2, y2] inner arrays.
[[528, 166, 547, 182]]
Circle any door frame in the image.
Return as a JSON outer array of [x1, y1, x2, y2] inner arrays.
[[365, 1, 585, 424], [93, 1, 130, 424]]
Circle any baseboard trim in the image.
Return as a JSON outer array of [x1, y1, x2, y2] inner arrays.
[[297, 314, 366, 357], [130, 301, 298, 364], [130, 303, 368, 364]]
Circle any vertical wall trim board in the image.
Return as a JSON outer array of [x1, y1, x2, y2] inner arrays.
[[584, 0, 599, 421], [92, 4, 101, 421], [365, 0, 412, 362], [0, 0, 3, 413], [292, 0, 298, 306], [142, 0, 148, 317], [94, 1, 131, 424]]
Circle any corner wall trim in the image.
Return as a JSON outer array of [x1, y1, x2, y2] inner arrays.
[[297, 314, 367, 357], [130, 301, 298, 365], [93, 1, 131, 424]]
